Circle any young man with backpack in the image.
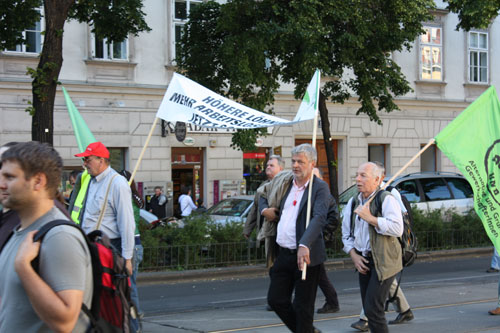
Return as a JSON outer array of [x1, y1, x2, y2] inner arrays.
[[341, 162, 403, 333], [350, 162, 414, 331], [0, 142, 93, 332]]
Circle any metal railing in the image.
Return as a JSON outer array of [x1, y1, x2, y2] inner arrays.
[[140, 229, 491, 271]]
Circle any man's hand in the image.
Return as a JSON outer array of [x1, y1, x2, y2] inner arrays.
[[354, 203, 378, 227], [261, 207, 279, 222], [14, 231, 40, 273], [297, 246, 310, 271], [243, 233, 250, 239], [126, 259, 133, 276], [349, 249, 369, 274]]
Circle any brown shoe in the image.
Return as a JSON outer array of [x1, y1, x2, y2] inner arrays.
[[488, 307, 500, 315]]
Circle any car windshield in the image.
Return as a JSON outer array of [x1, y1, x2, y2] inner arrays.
[[339, 184, 358, 205], [208, 199, 252, 217]]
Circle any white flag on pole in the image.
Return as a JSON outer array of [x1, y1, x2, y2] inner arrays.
[[156, 71, 320, 129], [293, 69, 320, 122]]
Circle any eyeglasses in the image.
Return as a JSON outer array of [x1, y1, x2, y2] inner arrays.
[[82, 156, 100, 163]]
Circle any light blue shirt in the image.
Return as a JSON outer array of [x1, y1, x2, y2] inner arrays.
[[82, 166, 135, 259]]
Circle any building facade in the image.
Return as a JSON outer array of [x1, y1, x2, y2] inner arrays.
[[1, 0, 499, 211]]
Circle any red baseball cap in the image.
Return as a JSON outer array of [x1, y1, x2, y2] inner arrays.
[[75, 141, 110, 158]]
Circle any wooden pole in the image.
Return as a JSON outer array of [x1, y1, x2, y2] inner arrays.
[[302, 111, 321, 279], [301, 70, 321, 280], [129, 117, 160, 185]]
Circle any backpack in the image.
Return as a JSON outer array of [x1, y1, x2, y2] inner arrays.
[[33, 220, 138, 333], [323, 196, 339, 248], [384, 186, 418, 267]]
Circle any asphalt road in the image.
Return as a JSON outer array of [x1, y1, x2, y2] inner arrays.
[[138, 255, 500, 332]]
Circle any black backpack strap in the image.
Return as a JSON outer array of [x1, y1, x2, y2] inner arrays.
[[32, 219, 81, 271], [385, 270, 403, 311], [349, 197, 358, 239], [32, 220, 99, 326]]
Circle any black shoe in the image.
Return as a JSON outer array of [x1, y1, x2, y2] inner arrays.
[[266, 304, 272, 311], [350, 319, 369, 332], [486, 267, 500, 273], [389, 309, 414, 325], [317, 302, 340, 314]]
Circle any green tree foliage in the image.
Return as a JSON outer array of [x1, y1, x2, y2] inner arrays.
[[0, 0, 42, 49], [177, 0, 434, 196], [446, 0, 500, 30], [0, 0, 150, 144], [179, 0, 436, 126]]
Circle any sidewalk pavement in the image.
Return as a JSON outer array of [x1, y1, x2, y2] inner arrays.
[[137, 247, 493, 285]]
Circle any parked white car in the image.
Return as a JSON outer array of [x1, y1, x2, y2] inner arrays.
[[339, 172, 474, 215], [206, 195, 254, 225]]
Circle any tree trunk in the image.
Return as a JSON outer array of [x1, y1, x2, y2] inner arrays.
[[318, 92, 339, 203], [31, 0, 74, 144]]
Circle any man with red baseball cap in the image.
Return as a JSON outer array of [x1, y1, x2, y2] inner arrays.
[[69, 142, 134, 274]]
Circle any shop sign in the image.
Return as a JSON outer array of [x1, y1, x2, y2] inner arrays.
[[243, 153, 266, 159], [183, 137, 195, 146], [167, 121, 236, 134]]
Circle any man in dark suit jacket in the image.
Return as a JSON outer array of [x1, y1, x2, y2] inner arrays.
[[262, 144, 330, 333]]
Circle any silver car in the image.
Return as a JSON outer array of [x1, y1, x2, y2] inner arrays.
[[339, 172, 474, 215], [207, 195, 254, 225]]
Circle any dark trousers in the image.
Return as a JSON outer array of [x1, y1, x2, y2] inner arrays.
[[267, 248, 321, 333], [359, 256, 396, 333], [318, 263, 339, 307]]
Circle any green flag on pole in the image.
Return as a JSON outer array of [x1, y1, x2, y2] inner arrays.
[[62, 86, 96, 152], [435, 86, 500, 251]]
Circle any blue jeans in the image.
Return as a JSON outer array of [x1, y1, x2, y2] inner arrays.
[[130, 243, 143, 332], [131, 243, 144, 312], [491, 248, 500, 270]]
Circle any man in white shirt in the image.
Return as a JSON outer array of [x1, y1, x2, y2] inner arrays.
[[350, 161, 414, 331], [341, 162, 403, 333], [266, 144, 330, 333]]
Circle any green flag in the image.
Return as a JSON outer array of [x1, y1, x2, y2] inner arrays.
[[435, 86, 500, 251], [62, 86, 96, 152]]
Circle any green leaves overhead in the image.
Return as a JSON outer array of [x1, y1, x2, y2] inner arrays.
[[68, 0, 150, 42], [0, 0, 42, 50], [447, 0, 500, 31], [177, 0, 435, 143]]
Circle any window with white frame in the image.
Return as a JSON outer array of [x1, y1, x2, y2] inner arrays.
[[172, 0, 202, 61], [91, 34, 128, 61], [420, 26, 442, 81], [468, 31, 488, 83], [5, 8, 43, 54]]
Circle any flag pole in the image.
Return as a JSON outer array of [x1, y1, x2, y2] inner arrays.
[[302, 70, 321, 280], [361, 138, 436, 208], [129, 117, 160, 185]]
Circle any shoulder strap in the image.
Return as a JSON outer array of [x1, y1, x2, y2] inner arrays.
[[95, 173, 119, 231], [32, 220, 99, 325], [32, 219, 84, 271], [349, 196, 359, 239], [373, 190, 391, 217]]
